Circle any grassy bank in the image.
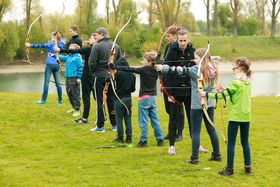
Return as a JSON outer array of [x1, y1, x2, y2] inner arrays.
[[0, 92, 279, 186]]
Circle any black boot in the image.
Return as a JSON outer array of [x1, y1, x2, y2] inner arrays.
[[218, 167, 233, 176], [209, 152, 222, 162], [188, 156, 199, 165], [125, 135, 132, 144]]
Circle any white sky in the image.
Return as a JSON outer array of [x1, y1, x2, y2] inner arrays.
[[3, 0, 228, 23]]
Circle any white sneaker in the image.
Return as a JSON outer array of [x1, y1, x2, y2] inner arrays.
[[168, 146, 176, 155], [72, 110, 80, 117], [66, 109, 75, 114], [199, 145, 208, 153]]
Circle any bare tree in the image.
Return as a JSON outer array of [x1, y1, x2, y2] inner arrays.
[[213, 0, 219, 35], [26, 0, 33, 30], [106, 0, 109, 24], [255, 0, 267, 35], [267, 0, 280, 37], [203, 0, 211, 36], [230, 0, 240, 36], [147, 0, 156, 27], [112, 0, 123, 25]]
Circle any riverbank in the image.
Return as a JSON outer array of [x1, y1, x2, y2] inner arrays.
[[0, 60, 280, 74]]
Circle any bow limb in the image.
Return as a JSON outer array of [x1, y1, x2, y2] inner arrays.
[[156, 25, 176, 58], [25, 13, 41, 64]]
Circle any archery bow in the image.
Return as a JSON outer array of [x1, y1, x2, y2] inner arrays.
[[103, 15, 132, 118], [54, 2, 65, 65], [197, 41, 227, 144], [25, 13, 42, 64]]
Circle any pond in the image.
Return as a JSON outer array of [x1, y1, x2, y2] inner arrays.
[[0, 72, 279, 97]]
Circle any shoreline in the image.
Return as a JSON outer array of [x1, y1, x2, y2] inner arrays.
[[0, 60, 280, 74]]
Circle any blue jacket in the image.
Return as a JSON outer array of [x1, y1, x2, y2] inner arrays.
[[30, 41, 64, 65], [59, 53, 83, 79]]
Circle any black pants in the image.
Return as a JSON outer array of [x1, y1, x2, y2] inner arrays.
[[168, 95, 191, 146], [81, 70, 95, 119], [66, 78, 80, 111], [93, 76, 116, 128]]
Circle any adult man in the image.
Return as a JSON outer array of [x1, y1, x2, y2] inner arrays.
[[89, 27, 121, 132], [65, 25, 82, 49]]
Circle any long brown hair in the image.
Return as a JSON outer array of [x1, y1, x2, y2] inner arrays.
[[195, 48, 218, 87]]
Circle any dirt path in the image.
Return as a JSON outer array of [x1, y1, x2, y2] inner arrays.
[[1, 60, 280, 74]]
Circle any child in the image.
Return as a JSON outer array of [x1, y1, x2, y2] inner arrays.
[[25, 32, 64, 104], [110, 52, 164, 147], [156, 48, 221, 162], [59, 44, 83, 117], [199, 57, 252, 176], [112, 57, 136, 143]]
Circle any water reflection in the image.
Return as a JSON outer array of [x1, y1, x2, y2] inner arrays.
[[0, 72, 279, 97]]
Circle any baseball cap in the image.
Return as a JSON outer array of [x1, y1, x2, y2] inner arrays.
[[95, 27, 109, 38]]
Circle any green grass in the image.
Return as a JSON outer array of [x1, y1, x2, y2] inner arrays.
[[0, 92, 280, 186]]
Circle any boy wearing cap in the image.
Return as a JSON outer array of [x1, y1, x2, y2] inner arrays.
[[89, 27, 121, 132]]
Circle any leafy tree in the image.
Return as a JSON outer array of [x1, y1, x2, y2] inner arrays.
[[217, 3, 232, 35], [230, 0, 241, 36], [267, 0, 280, 37], [238, 17, 260, 35]]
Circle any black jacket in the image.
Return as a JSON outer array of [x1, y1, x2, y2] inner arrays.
[[89, 38, 121, 78], [116, 65, 158, 97], [65, 35, 82, 49], [164, 42, 196, 97], [115, 57, 136, 98]]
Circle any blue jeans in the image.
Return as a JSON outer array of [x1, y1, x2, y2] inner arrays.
[[227, 121, 251, 169], [42, 64, 62, 102], [190, 107, 220, 159], [138, 96, 164, 142], [114, 97, 132, 139]]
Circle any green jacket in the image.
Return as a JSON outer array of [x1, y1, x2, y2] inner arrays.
[[207, 73, 251, 122]]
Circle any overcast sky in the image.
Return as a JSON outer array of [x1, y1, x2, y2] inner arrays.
[[3, 0, 228, 23]]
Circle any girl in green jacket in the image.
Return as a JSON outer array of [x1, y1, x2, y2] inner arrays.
[[199, 57, 252, 176]]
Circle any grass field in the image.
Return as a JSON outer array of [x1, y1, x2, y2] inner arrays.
[[0, 92, 279, 186]]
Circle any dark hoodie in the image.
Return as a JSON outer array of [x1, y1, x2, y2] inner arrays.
[[115, 57, 136, 98]]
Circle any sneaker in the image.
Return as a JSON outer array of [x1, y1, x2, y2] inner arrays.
[[209, 152, 222, 162], [125, 135, 132, 143], [74, 118, 88, 124], [175, 134, 183, 142], [57, 100, 62, 104], [168, 146, 176, 155], [112, 126, 117, 131], [66, 109, 75, 114], [164, 135, 169, 140], [188, 157, 199, 165], [199, 145, 208, 153], [218, 167, 234, 176], [36, 100, 46, 104], [244, 165, 252, 175], [137, 141, 147, 147], [72, 110, 80, 117], [90, 126, 105, 133], [113, 137, 124, 143], [157, 140, 164, 146]]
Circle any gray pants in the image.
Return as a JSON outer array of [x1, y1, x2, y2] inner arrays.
[[66, 78, 80, 110]]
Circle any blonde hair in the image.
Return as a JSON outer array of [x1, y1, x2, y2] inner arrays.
[[234, 57, 252, 77], [195, 48, 218, 87], [143, 51, 157, 66]]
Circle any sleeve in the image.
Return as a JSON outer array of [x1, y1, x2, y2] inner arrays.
[[76, 57, 84, 79], [130, 73, 136, 93], [58, 55, 68, 62], [207, 80, 239, 100], [89, 45, 99, 73], [116, 66, 143, 74], [30, 42, 52, 49]]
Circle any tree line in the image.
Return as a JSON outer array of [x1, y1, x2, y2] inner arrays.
[[0, 0, 280, 62]]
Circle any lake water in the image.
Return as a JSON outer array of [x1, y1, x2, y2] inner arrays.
[[0, 72, 279, 97]]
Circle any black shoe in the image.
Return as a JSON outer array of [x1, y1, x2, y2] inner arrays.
[[125, 135, 132, 144], [157, 139, 164, 146], [218, 167, 234, 176], [175, 134, 183, 142], [113, 138, 124, 143], [244, 165, 252, 175], [137, 141, 147, 147], [164, 135, 169, 140], [188, 157, 199, 165], [209, 152, 222, 162], [74, 118, 88, 124]]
